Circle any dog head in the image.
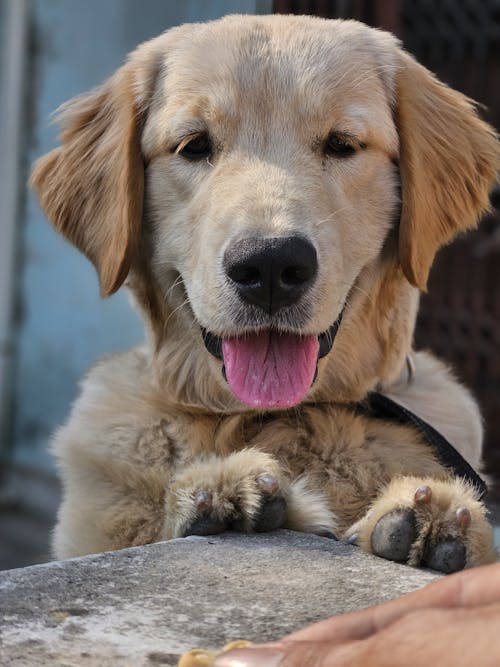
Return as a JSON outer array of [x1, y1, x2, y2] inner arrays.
[[32, 15, 498, 410]]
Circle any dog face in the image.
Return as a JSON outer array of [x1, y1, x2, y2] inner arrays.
[[143, 18, 400, 407], [31, 15, 498, 409]]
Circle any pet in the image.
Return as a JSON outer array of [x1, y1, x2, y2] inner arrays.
[[32, 14, 499, 572]]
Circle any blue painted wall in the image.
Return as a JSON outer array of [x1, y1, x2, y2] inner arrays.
[[14, 0, 268, 472]]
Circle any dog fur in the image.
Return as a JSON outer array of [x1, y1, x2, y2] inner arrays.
[[31, 15, 499, 569]]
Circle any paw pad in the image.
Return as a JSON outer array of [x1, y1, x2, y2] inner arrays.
[[423, 537, 466, 574], [371, 508, 417, 563], [365, 482, 481, 573], [253, 495, 287, 532], [183, 514, 227, 537], [182, 471, 287, 537]]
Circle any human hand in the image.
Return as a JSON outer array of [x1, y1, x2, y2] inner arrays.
[[214, 562, 500, 666]]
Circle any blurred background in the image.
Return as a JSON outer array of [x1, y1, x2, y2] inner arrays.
[[0, 0, 498, 570]]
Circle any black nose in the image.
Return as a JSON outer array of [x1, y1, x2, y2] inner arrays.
[[223, 236, 318, 313]]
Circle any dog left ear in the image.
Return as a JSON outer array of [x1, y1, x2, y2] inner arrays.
[[31, 60, 151, 297], [396, 50, 499, 291]]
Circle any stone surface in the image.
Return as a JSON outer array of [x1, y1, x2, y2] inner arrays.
[[0, 530, 439, 667]]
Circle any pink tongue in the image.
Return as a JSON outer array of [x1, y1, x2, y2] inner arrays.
[[222, 331, 319, 408]]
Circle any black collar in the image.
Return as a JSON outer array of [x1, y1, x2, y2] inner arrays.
[[359, 391, 488, 500]]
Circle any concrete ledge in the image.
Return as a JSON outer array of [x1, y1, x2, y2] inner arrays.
[[0, 531, 439, 666]]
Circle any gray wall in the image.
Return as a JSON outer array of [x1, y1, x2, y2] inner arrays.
[[12, 0, 270, 473]]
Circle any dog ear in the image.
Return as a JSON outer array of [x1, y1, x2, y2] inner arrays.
[[31, 60, 152, 296], [396, 51, 499, 291]]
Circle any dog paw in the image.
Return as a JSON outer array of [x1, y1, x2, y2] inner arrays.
[[162, 449, 288, 539], [345, 476, 497, 573]]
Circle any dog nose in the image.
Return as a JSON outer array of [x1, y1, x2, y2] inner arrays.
[[223, 236, 318, 313]]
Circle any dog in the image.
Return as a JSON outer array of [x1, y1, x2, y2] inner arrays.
[[32, 14, 499, 572]]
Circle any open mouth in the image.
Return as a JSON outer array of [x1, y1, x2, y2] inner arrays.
[[201, 312, 343, 409]]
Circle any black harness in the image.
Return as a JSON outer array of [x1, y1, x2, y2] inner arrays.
[[359, 391, 488, 500]]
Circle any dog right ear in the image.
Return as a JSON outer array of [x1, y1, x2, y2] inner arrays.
[[395, 50, 499, 291], [31, 49, 160, 297]]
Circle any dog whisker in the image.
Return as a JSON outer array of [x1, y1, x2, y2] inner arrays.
[[332, 63, 398, 92], [314, 205, 355, 227], [350, 70, 399, 92], [338, 279, 376, 307], [165, 273, 186, 300], [164, 297, 191, 329], [348, 64, 401, 91]]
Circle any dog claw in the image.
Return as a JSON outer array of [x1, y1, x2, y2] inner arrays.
[[346, 533, 358, 545], [256, 473, 279, 496], [414, 485, 432, 505], [195, 490, 213, 512], [456, 506, 471, 528], [316, 530, 338, 540]]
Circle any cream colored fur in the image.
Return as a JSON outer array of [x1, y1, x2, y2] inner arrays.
[[31, 15, 499, 567]]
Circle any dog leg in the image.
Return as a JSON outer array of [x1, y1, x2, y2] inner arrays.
[[162, 448, 290, 539], [344, 476, 497, 572]]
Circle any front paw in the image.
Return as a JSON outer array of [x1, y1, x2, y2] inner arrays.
[[163, 449, 288, 539], [345, 476, 497, 573]]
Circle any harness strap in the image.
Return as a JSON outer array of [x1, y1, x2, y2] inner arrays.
[[361, 391, 488, 500]]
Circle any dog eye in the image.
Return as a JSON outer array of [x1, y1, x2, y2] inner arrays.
[[323, 132, 357, 158], [177, 133, 212, 161]]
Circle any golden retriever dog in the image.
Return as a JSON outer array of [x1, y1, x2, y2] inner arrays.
[[32, 14, 499, 572]]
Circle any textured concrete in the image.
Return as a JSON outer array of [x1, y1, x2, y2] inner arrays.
[[0, 531, 439, 667]]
